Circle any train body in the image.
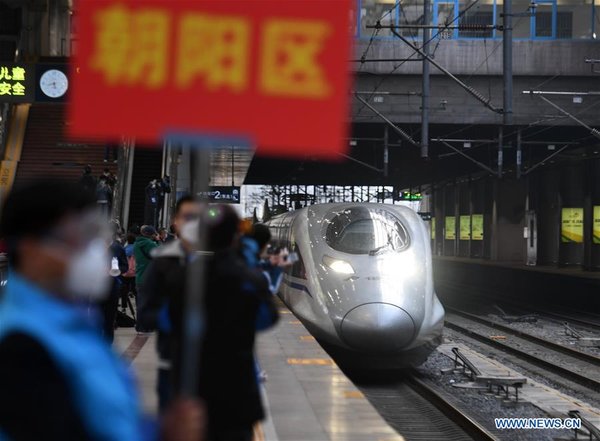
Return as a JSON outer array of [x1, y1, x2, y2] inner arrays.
[[265, 203, 444, 368]]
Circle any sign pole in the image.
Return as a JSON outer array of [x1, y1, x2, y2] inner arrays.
[[179, 146, 210, 396]]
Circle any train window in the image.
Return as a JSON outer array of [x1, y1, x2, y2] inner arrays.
[[290, 250, 307, 279], [325, 207, 410, 255]]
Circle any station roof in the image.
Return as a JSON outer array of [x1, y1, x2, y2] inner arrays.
[[244, 123, 598, 188]]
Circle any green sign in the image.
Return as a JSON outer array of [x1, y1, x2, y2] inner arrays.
[[0, 64, 34, 103], [397, 191, 422, 201], [593, 206, 600, 244], [472, 214, 483, 241], [561, 207, 584, 243], [459, 215, 471, 240], [445, 216, 456, 240], [431, 217, 435, 240]]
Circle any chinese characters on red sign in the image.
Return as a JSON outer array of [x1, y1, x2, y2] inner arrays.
[[69, 1, 353, 158]]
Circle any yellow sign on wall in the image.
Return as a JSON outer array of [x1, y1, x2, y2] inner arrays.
[[472, 214, 484, 241], [431, 217, 435, 240], [0, 64, 33, 102], [445, 216, 456, 240], [561, 207, 584, 243], [593, 206, 600, 244], [459, 215, 471, 240]]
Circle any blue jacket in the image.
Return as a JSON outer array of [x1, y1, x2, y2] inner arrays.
[[0, 274, 153, 441]]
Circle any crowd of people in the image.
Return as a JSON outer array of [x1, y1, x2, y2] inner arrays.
[[0, 178, 292, 441]]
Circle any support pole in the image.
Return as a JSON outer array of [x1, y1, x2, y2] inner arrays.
[[516, 130, 522, 179], [498, 127, 504, 178], [503, 0, 513, 126], [421, 0, 431, 158], [180, 147, 210, 397], [383, 125, 389, 177]]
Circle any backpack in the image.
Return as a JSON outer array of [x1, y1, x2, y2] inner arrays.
[[123, 255, 136, 278]]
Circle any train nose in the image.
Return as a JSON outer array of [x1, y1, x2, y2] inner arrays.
[[340, 303, 416, 352]]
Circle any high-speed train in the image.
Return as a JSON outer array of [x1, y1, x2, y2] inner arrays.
[[265, 203, 444, 368]]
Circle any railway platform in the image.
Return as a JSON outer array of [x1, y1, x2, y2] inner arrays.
[[432, 256, 600, 314], [114, 305, 406, 441]]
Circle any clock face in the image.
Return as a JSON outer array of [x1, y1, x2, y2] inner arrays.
[[40, 69, 68, 98]]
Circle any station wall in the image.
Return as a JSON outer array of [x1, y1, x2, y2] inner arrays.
[[429, 156, 600, 271]]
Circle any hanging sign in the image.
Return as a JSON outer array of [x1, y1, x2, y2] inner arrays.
[[197, 186, 241, 204], [459, 215, 471, 240], [471, 214, 484, 241], [69, 0, 353, 158], [561, 207, 584, 243], [445, 216, 456, 240], [431, 217, 435, 240], [593, 206, 600, 244], [397, 191, 423, 201], [0, 64, 34, 103]]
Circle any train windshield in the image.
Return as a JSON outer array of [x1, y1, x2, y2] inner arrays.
[[324, 207, 409, 255]]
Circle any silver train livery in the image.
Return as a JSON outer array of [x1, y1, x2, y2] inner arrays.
[[265, 203, 444, 368]]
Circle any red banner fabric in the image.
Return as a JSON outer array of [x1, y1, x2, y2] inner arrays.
[[69, 0, 353, 158]]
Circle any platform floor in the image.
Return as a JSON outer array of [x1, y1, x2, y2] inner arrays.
[[114, 307, 405, 441]]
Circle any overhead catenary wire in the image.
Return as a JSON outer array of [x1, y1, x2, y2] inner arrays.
[[354, 0, 482, 118], [356, 0, 405, 73]]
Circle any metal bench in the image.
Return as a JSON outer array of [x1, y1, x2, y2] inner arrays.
[[449, 347, 526, 402], [474, 375, 527, 402], [451, 347, 481, 380], [568, 410, 600, 440]]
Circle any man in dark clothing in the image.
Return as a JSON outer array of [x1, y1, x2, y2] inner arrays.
[[171, 205, 278, 441], [144, 177, 171, 226], [79, 164, 96, 195], [137, 195, 202, 412]]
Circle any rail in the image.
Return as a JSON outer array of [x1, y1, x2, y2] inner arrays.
[[406, 375, 500, 441], [447, 307, 600, 366], [445, 312, 600, 392], [568, 410, 600, 440]]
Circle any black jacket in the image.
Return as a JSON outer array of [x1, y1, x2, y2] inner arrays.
[[171, 248, 276, 431], [137, 240, 187, 363]]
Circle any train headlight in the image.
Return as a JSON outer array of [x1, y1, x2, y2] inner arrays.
[[323, 255, 355, 275]]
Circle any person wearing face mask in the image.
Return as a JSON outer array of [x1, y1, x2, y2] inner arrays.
[[0, 180, 204, 441], [137, 194, 202, 412]]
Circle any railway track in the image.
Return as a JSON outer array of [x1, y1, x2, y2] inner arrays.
[[438, 280, 600, 332], [445, 308, 600, 393], [343, 369, 499, 441]]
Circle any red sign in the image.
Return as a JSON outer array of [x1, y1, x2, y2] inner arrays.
[[69, 0, 352, 158]]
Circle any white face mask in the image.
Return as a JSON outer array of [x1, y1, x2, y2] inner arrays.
[[65, 239, 111, 301], [180, 220, 199, 247]]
